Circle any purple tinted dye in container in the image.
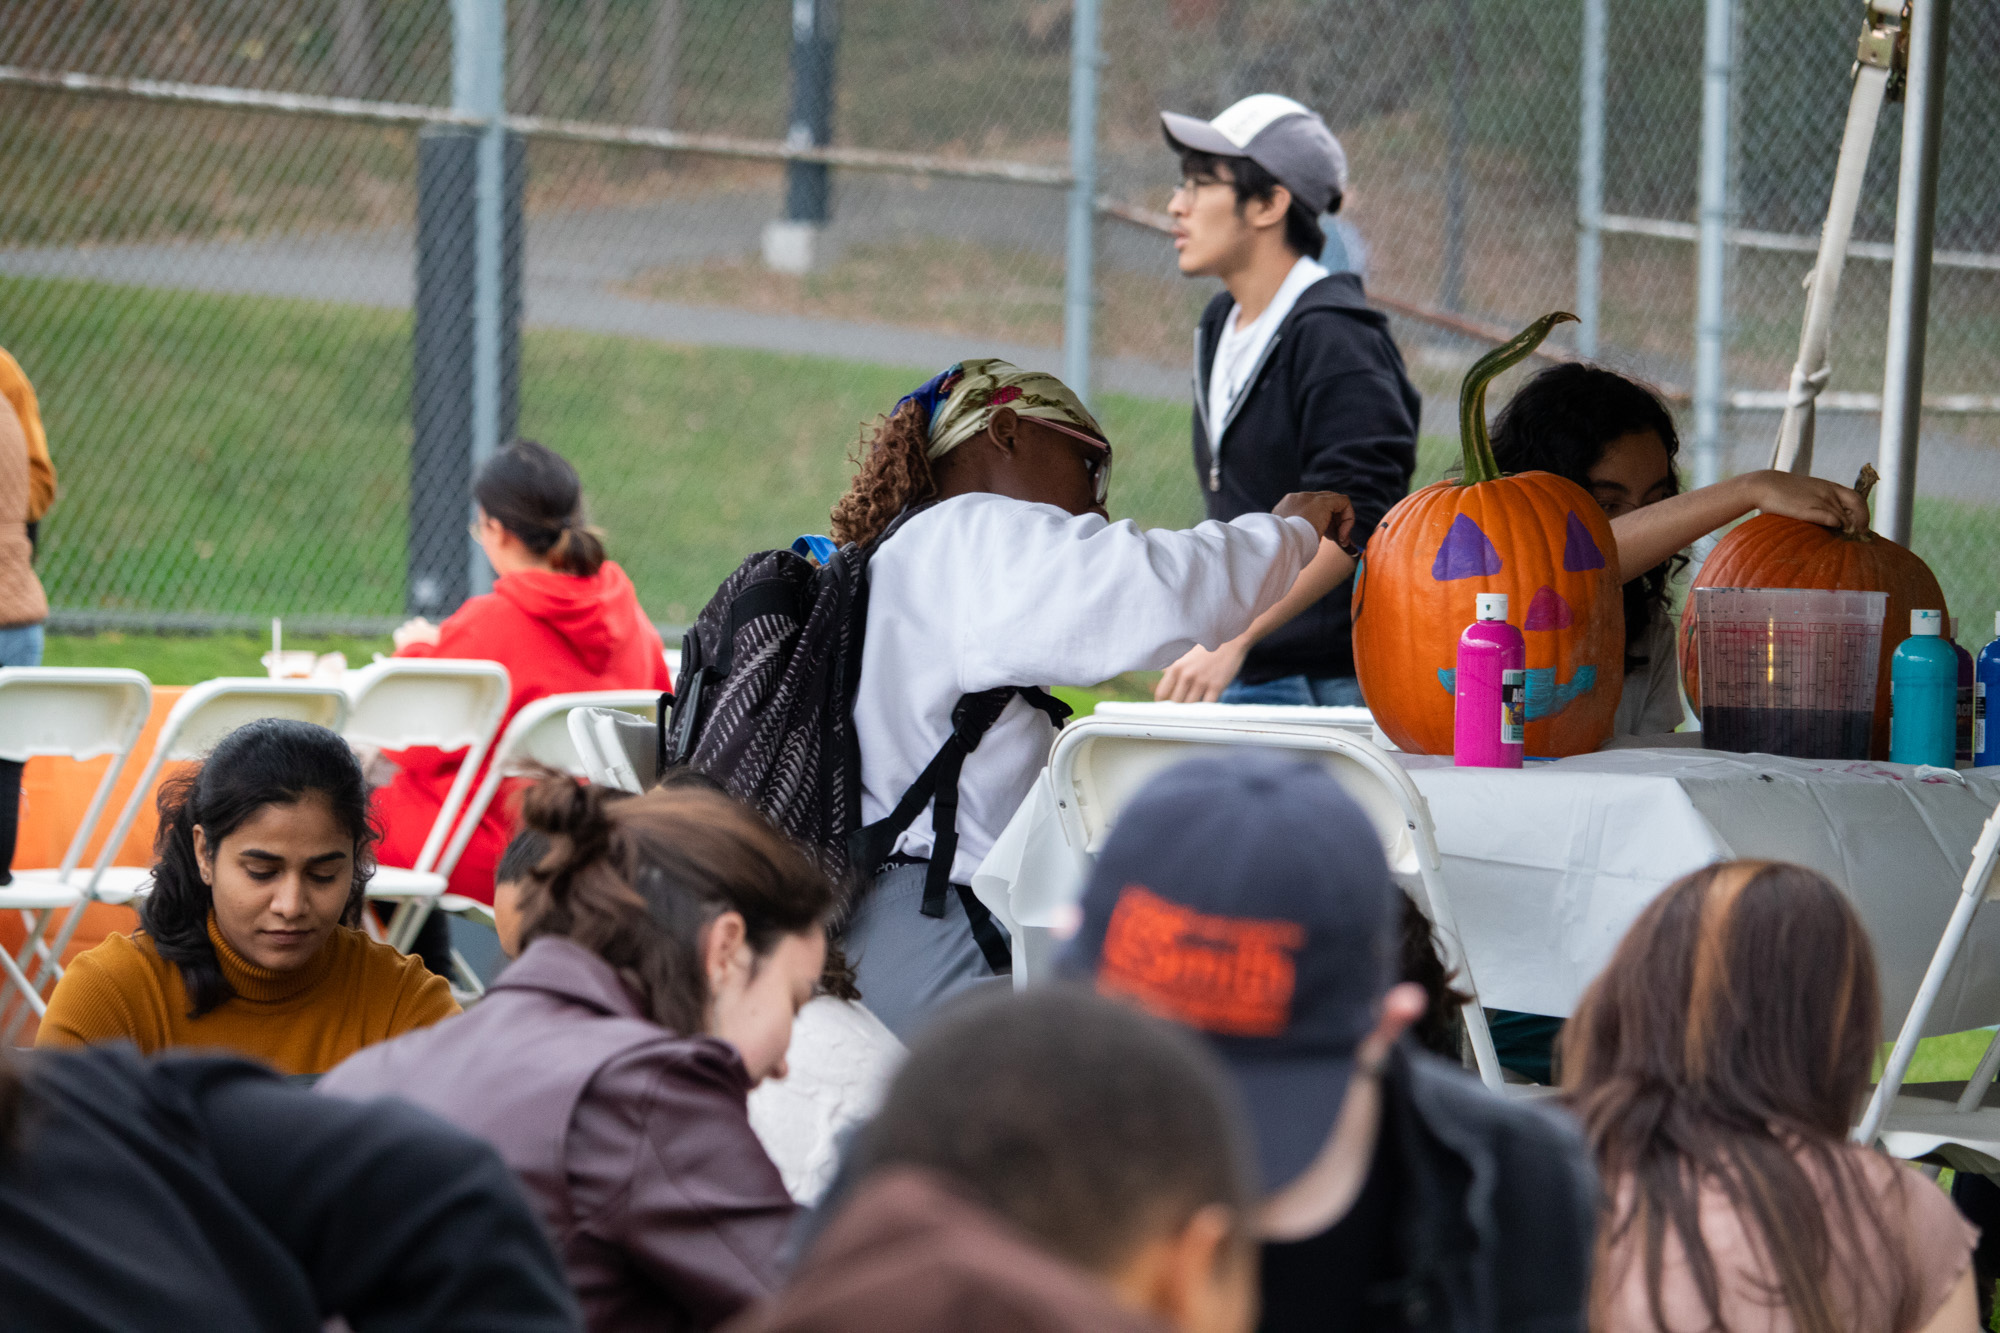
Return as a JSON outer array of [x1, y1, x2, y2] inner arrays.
[[1952, 618, 1976, 765], [1455, 592, 1525, 769]]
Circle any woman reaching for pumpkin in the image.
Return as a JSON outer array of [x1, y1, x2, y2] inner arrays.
[[1487, 362, 1868, 736]]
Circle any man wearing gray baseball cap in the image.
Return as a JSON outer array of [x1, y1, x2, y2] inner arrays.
[[1154, 95, 1421, 712]]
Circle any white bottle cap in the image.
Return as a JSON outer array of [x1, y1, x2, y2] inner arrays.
[[1476, 592, 1508, 621], [1994, 610, 2000, 637], [1912, 609, 1943, 636]]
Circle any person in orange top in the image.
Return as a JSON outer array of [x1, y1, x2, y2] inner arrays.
[[376, 439, 675, 907], [38, 718, 456, 1076], [1, 346, 56, 888]]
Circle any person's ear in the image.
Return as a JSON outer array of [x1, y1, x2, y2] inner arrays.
[[1243, 184, 1292, 233], [1119, 1204, 1252, 1333], [1357, 981, 1428, 1070], [191, 825, 215, 887], [702, 910, 749, 993], [985, 405, 1021, 455]]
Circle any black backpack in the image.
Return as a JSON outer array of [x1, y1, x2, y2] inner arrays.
[[659, 510, 1070, 946]]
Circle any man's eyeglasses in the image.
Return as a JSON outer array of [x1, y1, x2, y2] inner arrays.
[[1032, 416, 1115, 506], [1173, 174, 1227, 199]]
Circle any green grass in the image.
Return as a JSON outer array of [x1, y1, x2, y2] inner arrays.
[[42, 631, 393, 685], [8, 274, 1206, 629]]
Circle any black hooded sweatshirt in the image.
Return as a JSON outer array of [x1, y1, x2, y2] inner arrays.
[[1194, 270, 1421, 684]]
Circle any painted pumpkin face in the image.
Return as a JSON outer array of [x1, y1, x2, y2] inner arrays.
[[1350, 311, 1621, 758], [1354, 472, 1622, 756]]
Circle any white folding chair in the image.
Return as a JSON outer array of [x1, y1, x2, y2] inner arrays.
[[339, 659, 511, 956], [0, 668, 153, 1024], [2, 676, 347, 1039], [1041, 714, 1505, 1090], [1856, 797, 2000, 1172], [401, 691, 663, 953], [567, 705, 659, 795]]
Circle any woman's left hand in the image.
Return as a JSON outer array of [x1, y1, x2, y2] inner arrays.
[[393, 617, 442, 651], [1746, 470, 1869, 532], [1156, 639, 1250, 703]]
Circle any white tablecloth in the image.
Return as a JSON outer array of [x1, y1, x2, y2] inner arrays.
[[974, 744, 2000, 1036]]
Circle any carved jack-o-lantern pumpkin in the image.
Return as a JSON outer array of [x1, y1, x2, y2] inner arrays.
[[1353, 313, 1623, 757]]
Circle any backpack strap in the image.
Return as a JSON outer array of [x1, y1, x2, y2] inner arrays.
[[846, 686, 1073, 920]]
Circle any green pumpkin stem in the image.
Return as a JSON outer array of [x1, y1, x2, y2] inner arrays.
[[1457, 311, 1580, 486]]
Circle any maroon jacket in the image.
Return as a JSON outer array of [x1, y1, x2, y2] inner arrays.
[[320, 937, 794, 1333], [726, 1168, 1172, 1333]]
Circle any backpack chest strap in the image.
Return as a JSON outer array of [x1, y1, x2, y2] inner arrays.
[[847, 685, 1072, 918]]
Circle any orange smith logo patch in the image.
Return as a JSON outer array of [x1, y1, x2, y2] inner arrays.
[[1097, 884, 1305, 1038]]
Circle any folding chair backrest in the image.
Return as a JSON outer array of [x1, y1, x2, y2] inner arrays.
[[341, 658, 511, 753], [568, 706, 658, 794], [0, 668, 152, 763], [435, 691, 661, 880], [0, 668, 153, 876], [342, 659, 511, 873], [1045, 717, 1503, 1088]]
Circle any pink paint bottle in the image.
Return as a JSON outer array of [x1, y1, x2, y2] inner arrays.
[[1455, 592, 1526, 768]]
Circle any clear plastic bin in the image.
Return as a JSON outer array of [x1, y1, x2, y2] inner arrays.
[[1694, 587, 1888, 759]]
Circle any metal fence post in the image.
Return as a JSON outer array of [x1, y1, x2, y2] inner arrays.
[[1692, 0, 1735, 491], [1575, 0, 1605, 358], [1877, 0, 1951, 545], [460, 0, 505, 595], [765, 0, 836, 274], [1065, 0, 1101, 405], [1441, 0, 1473, 313]]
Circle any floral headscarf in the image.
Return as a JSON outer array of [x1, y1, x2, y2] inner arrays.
[[896, 358, 1106, 460]]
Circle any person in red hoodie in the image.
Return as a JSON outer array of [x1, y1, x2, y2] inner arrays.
[[375, 439, 674, 911]]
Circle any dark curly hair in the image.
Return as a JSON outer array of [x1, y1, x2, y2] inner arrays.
[[139, 719, 377, 1018], [1487, 362, 1687, 672], [829, 400, 938, 547]]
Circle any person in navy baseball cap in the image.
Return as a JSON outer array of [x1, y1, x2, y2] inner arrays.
[[1062, 748, 1410, 1193], [1064, 751, 1598, 1333]]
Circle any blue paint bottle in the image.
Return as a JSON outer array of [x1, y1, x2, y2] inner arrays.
[[1890, 609, 1957, 768], [1976, 612, 2000, 768]]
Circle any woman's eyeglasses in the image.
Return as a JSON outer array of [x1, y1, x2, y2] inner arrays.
[[1032, 416, 1114, 506]]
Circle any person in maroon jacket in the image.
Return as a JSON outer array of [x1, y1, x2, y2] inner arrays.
[[374, 439, 675, 904], [321, 777, 831, 1333]]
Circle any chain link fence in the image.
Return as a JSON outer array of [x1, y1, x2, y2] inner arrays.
[[2, 0, 1995, 641]]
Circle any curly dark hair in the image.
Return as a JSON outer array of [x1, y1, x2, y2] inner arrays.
[[829, 400, 938, 547], [1487, 362, 1687, 673]]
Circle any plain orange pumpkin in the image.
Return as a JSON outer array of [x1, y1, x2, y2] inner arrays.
[[1353, 313, 1623, 757], [1677, 466, 1947, 761]]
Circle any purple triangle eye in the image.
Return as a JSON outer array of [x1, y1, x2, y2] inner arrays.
[[1432, 514, 1503, 580], [1563, 513, 1607, 572]]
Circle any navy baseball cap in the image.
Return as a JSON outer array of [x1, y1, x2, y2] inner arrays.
[[1061, 750, 1395, 1193]]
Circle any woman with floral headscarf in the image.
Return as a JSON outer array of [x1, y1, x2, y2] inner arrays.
[[827, 358, 1355, 1039]]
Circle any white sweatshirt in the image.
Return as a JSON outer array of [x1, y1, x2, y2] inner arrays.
[[854, 492, 1320, 883]]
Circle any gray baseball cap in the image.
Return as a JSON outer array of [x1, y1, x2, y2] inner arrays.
[[1161, 93, 1349, 215]]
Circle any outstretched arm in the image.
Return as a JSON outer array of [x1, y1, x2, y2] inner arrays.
[[1610, 470, 1867, 582], [1156, 538, 1357, 702]]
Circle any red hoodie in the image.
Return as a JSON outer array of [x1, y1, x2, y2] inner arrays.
[[372, 560, 673, 901]]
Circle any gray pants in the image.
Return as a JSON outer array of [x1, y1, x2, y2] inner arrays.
[[842, 860, 1011, 1045]]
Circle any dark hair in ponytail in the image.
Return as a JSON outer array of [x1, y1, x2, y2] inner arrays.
[[139, 719, 377, 1017], [829, 401, 937, 547], [514, 776, 835, 1034], [475, 438, 607, 577]]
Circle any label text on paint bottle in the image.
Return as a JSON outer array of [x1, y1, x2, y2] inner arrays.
[[1978, 682, 1988, 756], [1500, 670, 1526, 746]]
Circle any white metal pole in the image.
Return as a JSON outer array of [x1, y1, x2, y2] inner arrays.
[[1877, 0, 1950, 545], [1064, 0, 1100, 405], [1575, 0, 1606, 358], [454, 0, 504, 594], [1691, 0, 1734, 492]]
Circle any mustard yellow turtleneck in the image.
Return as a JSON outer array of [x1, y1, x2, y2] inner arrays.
[[35, 915, 459, 1075]]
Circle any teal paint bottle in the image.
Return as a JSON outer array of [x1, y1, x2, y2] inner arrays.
[[1890, 609, 1957, 767]]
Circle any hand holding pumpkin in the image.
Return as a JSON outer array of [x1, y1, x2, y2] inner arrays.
[[1744, 469, 1869, 534], [1273, 491, 1356, 547]]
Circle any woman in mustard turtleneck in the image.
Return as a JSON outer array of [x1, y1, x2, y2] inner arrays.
[[38, 719, 455, 1074]]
